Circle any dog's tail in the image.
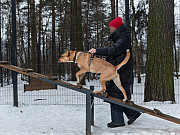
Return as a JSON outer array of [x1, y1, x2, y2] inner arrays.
[[115, 49, 130, 71]]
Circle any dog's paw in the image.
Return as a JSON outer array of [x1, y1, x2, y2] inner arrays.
[[123, 99, 128, 102], [129, 101, 135, 106], [75, 83, 83, 89], [93, 91, 99, 94], [101, 92, 108, 98], [93, 91, 103, 94]]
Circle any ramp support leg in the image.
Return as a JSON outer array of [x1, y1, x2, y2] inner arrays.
[[86, 91, 91, 135], [90, 86, 94, 126]]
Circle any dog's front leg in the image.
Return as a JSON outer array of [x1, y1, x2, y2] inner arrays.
[[75, 69, 87, 86]]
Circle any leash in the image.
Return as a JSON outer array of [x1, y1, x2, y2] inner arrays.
[[89, 53, 94, 68]]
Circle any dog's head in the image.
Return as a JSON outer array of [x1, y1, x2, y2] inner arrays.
[[58, 50, 73, 63]]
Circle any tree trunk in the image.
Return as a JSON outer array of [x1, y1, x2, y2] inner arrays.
[[42, 15, 50, 74], [37, 0, 42, 73], [60, 1, 67, 78], [42, 27, 45, 74], [111, 0, 115, 20], [131, 0, 141, 83], [58, 0, 64, 79], [85, 0, 90, 51], [20, 22, 26, 68], [27, 0, 30, 69], [96, 2, 99, 47], [51, 0, 56, 75], [71, 0, 76, 50], [173, 38, 179, 79], [76, 0, 85, 84], [70, 0, 77, 81], [145, 0, 175, 102], [76, 0, 83, 51], [46, 35, 50, 73], [8, 14, 12, 63], [116, 0, 118, 17], [30, 0, 37, 71]]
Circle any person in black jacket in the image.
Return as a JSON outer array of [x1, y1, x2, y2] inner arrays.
[[89, 17, 141, 128]]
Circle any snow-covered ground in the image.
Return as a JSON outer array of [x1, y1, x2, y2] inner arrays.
[[0, 75, 180, 135], [0, 103, 179, 135]]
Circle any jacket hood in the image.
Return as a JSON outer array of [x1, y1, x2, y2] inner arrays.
[[108, 25, 130, 42]]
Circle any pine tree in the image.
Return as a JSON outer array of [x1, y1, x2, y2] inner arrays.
[[30, 0, 37, 71], [144, 0, 175, 102], [51, 0, 56, 75]]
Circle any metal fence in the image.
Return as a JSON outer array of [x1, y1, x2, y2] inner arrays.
[[0, 72, 180, 106]]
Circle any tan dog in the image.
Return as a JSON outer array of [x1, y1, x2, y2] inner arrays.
[[59, 50, 130, 101]]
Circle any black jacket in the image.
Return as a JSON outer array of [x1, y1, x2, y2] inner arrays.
[[95, 25, 133, 99]]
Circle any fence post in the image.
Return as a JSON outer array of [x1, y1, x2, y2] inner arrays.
[[125, 0, 134, 95], [90, 86, 94, 126], [86, 91, 91, 135], [11, 0, 18, 107]]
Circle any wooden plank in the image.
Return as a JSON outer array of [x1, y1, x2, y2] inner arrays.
[[0, 64, 57, 91], [0, 61, 9, 64], [48, 76, 58, 80], [24, 84, 57, 91], [24, 76, 57, 91], [0, 64, 48, 79], [106, 96, 180, 124], [22, 68, 34, 73]]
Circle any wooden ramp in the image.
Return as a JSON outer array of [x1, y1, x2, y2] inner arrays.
[[24, 76, 57, 92], [0, 61, 180, 125], [0, 61, 57, 91]]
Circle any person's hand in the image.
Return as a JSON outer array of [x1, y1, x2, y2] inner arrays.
[[88, 48, 96, 54]]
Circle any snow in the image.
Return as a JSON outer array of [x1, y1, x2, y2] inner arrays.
[[0, 104, 179, 135], [0, 75, 180, 135]]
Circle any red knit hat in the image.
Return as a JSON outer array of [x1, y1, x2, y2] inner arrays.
[[109, 17, 123, 28]]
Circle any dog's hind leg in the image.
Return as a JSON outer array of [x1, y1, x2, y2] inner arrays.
[[94, 79, 106, 93], [94, 74, 107, 94], [79, 73, 86, 85], [113, 74, 128, 101]]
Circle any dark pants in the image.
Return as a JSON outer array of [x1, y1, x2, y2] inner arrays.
[[109, 82, 139, 125], [110, 103, 139, 125]]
